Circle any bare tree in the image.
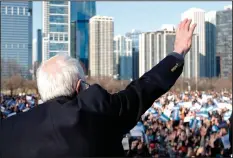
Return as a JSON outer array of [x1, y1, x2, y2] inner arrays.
[[3, 74, 24, 96]]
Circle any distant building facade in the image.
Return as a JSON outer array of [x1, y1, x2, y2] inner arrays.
[[139, 29, 199, 78], [1, 2, 33, 79], [37, 29, 42, 64], [205, 11, 217, 78], [216, 7, 232, 78], [42, 1, 70, 61], [70, 1, 96, 74], [125, 30, 141, 80], [114, 35, 133, 80], [182, 8, 206, 77], [89, 16, 114, 77]]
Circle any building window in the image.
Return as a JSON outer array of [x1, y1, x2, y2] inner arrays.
[[1, 6, 6, 15], [49, 24, 68, 32], [49, 6, 67, 14], [49, 43, 68, 51], [54, 34, 58, 41], [13, 7, 18, 15], [64, 34, 68, 41], [49, 15, 68, 23], [49, 52, 57, 58], [19, 44, 23, 48], [13, 44, 17, 48], [59, 34, 63, 41], [19, 7, 24, 15], [50, 34, 53, 40], [49, 1, 67, 5], [7, 44, 12, 48], [7, 6, 12, 15]]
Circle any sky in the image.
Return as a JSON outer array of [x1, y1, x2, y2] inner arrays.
[[33, 1, 232, 40]]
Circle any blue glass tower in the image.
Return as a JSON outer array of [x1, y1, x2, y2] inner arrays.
[[37, 29, 42, 64], [1, 2, 32, 79], [126, 30, 141, 80], [70, 1, 96, 74]]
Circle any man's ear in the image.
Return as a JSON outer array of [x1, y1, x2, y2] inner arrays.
[[76, 79, 82, 93]]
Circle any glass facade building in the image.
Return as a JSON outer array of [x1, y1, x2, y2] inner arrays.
[[216, 8, 232, 78], [70, 1, 96, 74], [42, 1, 70, 61], [125, 30, 141, 80], [205, 11, 217, 78], [114, 35, 133, 80], [37, 29, 42, 64], [1, 2, 32, 79]]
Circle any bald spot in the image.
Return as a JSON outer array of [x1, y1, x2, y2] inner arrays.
[[41, 55, 66, 76]]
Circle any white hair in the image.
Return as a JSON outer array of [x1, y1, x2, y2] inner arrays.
[[36, 53, 86, 102]]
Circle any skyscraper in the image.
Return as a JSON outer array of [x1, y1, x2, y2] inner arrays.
[[89, 16, 114, 77], [182, 8, 206, 77], [42, 1, 70, 61], [114, 35, 133, 80], [205, 11, 217, 78], [182, 34, 200, 79], [37, 29, 42, 64], [125, 30, 141, 80], [139, 29, 199, 78], [139, 30, 176, 77], [1, 2, 32, 78], [70, 1, 96, 74], [216, 7, 232, 78]]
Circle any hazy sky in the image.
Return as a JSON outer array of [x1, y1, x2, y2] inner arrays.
[[33, 1, 231, 40]]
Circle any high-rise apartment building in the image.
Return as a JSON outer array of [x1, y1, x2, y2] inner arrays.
[[139, 30, 176, 77], [125, 30, 141, 80], [114, 35, 133, 80], [182, 8, 206, 77], [70, 1, 96, 73], [182, 34, 200, 79], [89, 16, 114, 77], [1, 2, 33, 78], [139, 29, 199, 78], [216, 7, 232, 78], [42, 1, 70, 61], [205, 11, 217, 78]]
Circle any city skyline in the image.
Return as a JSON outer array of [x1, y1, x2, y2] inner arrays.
[[0, 2, 231, 79], [33, 1, 231, 40]]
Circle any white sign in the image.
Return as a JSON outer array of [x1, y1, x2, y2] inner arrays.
[[184, 116, 192, 123], [26, 96, 32, 101], [122, 137, 129, 150]]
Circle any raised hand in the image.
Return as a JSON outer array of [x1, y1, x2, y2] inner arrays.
[[174, 18, 197, 56]]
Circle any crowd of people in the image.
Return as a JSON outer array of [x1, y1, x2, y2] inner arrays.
[[0, 93, 41, 119], [1, 90, 232, 157], [122, 90, 232, 157]]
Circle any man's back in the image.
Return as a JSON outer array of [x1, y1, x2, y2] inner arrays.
[[0, 85, 125, 158], [0, 52, 185, 158]]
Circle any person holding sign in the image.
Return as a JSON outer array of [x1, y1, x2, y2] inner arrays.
[[0, 19, 196, 157]]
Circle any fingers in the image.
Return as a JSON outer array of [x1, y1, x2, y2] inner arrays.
[[189, 24, 197, 37], [185, 19, 192, 31], [180, 18, 188, 29]]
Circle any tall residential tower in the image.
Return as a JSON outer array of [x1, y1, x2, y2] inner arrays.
[[89, 16, 114, 77], [182, 8, 206, 77]]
